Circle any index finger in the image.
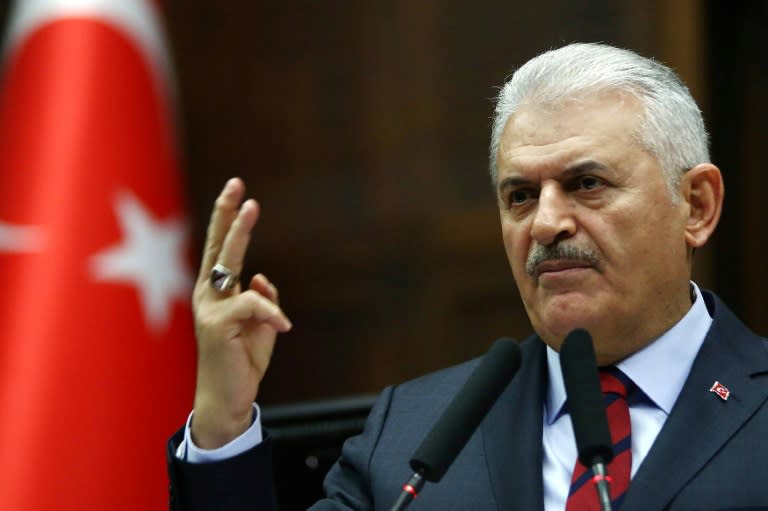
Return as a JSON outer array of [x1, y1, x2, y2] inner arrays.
[[199, 178, 246, 283], [214, 198, 260, 285]]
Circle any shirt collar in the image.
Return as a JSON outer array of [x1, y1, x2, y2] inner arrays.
[[545, 282, 713, 424]]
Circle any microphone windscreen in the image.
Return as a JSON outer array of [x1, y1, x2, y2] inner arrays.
[[560, 328, 613, 466], [409, 337, 522, 482]]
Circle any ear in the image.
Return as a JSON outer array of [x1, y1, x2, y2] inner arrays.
[[681, 163, 724, 248]]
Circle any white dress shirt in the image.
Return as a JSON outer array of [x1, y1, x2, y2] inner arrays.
[[542, 282, 713, 511]]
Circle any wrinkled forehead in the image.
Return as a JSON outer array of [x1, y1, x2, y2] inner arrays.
[[497, 91, 646, 169], [507, 83, 646, 119]]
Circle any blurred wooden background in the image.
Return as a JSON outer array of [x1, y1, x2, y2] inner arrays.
[[2, 1, 765, 406]]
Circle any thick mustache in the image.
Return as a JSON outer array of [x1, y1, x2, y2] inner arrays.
[[525, 243, 600, 277]]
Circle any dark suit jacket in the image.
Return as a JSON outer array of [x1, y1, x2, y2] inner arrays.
[[167, 291, 768, 510]]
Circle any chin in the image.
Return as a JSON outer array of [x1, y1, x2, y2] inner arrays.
[[535, 302, 600, 343]]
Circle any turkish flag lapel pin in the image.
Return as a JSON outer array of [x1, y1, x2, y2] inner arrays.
[[709, 381, 731, 401]]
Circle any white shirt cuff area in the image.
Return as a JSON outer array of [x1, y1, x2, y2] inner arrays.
[[175, 403, 263, 463]]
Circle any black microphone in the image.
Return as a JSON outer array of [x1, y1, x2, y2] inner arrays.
[[560, 328, 613, 511], [389, 338, 522, 511]]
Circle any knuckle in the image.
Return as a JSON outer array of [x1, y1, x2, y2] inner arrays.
[[192, 283, 209, 304], [203, 243, 222, 259], [244, 290, 278, 317], [214, 194, 230, 210], [242, 289, 262, 306], [195, 309, 220, 337]]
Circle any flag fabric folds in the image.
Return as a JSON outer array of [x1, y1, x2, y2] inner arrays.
[[0, 1, 196, 508]]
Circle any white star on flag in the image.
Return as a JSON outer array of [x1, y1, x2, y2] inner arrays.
[[90, 191, 193, 331]]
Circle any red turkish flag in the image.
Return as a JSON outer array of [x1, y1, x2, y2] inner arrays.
[[0, 1, 196, 509]]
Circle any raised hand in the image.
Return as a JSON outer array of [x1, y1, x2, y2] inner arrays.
[[190, 178, 292, 449]]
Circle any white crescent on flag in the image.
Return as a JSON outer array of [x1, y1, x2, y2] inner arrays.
[[4, 0, 170, 79]]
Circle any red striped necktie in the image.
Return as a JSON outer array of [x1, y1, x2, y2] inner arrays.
[[565, 368, 634, 511]]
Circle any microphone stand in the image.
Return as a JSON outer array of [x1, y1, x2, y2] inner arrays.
[[389, 471, 425, 511], [591, 458, 612, 511]]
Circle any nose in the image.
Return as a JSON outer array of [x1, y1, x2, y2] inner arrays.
[[530, 184, 576, 246]]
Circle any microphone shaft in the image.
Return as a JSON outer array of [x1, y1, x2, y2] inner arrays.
[[388, 472, 425, 511], [592, 460, 613, 511]]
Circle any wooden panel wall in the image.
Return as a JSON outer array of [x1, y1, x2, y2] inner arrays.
[[160, 1, 763, 406], [707, 1, 768, 335]]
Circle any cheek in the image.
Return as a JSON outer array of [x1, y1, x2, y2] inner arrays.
[[593, 207, 678, 274], [501, 223, 530, 274]]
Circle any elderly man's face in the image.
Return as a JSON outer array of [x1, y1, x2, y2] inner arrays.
[[496, 92, 693, 364]]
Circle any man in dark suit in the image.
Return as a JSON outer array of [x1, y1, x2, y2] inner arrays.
[[167, 43, 768, 510]]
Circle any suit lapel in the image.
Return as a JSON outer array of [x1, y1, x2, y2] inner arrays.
[[621, 296, 768, 511], [481, 337, 547, 511]]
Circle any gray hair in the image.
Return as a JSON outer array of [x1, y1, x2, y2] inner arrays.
[[489, 43, 710, 195]]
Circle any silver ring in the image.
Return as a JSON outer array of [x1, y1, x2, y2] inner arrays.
[[209, 263, 239, 292]]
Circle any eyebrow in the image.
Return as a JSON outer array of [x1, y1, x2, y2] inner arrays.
[[497, 160, 609, 193]]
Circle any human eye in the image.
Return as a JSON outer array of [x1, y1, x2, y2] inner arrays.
[[576, 175, 604, 191], [507, 188, 534, 207]]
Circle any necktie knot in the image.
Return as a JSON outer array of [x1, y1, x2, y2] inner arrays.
[[599, 367, 634, 399]]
